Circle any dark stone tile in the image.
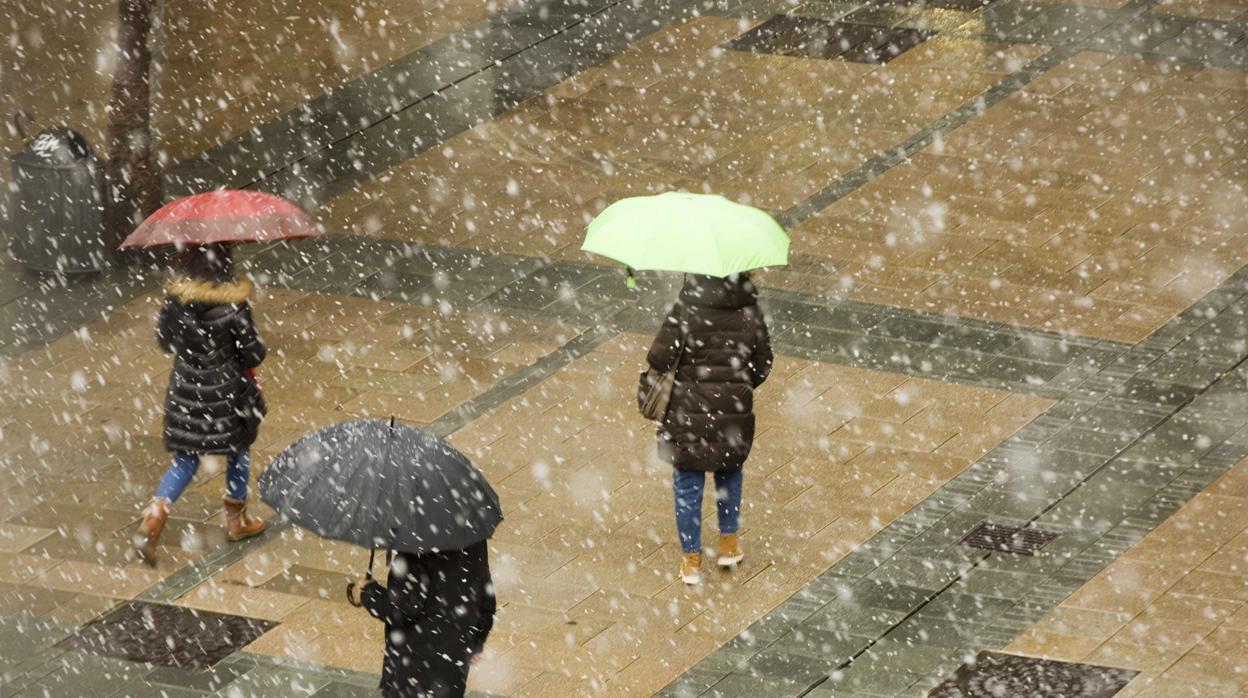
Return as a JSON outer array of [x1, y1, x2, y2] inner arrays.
[[144, 663, 251, 692], [1038, 482, 1162, 532], [724, 14, 840, 55], [886, 615, 1013, 649], [123, 683, 209, 697], [656, 668, 731, 698], [915, 591, 1016, 623], [741, 647, 837, 685], [949, 568, 1046, 601], [703, 672, 804, 697], [835, 663, 925, 694], [1044, 426, 1136, 457], [769, 623, 873, 662], [866, 553, 976, 591], [805, 303, 888, 334], [845, 639, 963, 680], [842, 5, 923, 28], [1000, 335, 1090, 364], [791, 1, 864, 21], [1071, 405, 1165, 435]]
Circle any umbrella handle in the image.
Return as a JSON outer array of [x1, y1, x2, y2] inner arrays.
[[346, 582, 362, 607]]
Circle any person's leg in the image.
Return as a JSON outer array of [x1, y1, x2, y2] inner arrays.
[[713, 468, 743, 534], [714, 468, 745, 567], [672, 469, 706, 553], [673, 469, 706, 584], [223, 450, 265, 541], [138, 452, 199, 565], [225, 450, 250, 501], [154, 452, 200, 503]]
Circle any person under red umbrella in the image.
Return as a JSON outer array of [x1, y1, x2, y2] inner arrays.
[[126, 190, 320, 565]]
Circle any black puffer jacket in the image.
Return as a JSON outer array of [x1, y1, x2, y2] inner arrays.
[[157, 278, 266, 454], [360, 541, 496, 698], [646, 274, 773, 473]]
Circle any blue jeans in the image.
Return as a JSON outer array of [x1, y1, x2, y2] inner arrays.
[[673, 468, 743, 554], [155, 451, 250, 503]]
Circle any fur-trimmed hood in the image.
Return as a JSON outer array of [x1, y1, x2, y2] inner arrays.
[[166, 277, 254, 305]]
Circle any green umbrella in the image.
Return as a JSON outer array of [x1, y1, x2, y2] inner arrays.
[[582, 192, 789, 285]]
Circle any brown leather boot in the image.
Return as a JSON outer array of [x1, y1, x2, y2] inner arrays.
[[134, 498, 169, 567], [717, 533, 744, 568], [223, 497, 265, 542], [680, 552, 702, 585]]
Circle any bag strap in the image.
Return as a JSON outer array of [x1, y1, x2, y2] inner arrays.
[[672, 303, 689, 372]]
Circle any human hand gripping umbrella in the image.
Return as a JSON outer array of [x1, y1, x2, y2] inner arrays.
[[581, 191, 790, 284], [256, 418, 503, 601]]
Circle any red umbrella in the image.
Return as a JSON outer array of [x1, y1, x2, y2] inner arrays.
[[119, 190, 323, 249]]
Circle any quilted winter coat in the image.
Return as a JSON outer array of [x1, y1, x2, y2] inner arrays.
[[157, 277, 266, 454], [645, 274, 773, 473]]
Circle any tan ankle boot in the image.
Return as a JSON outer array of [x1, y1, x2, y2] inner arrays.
[[134, 498, 169, 567], [717, 533, 743, 568], [223, 497, 265, 542], [680, 552, 702, 585]]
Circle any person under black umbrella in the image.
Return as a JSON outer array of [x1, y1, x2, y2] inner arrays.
[[350, 543, 495, 697], [259, 418, 503, 698]]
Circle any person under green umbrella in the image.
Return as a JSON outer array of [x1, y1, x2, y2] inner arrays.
[[584, 192, 783, 584]]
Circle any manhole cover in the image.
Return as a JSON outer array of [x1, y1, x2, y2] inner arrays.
[[724, 16, 932, 64], [929, 651, 1136, 697], [59, 601, 275, 669], [962, 522, 1056, 555]]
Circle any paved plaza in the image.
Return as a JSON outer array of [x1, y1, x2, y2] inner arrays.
[[2, 0, 1248, 695]]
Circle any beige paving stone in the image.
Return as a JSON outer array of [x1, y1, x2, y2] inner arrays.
[[1008, 629, 1103, 662], [1028, 606, 1134, 642], [0, 553, 62, 586], [0, 524, 55, 554], [1162, 652, 1248, 689], [178, 580, 310, 622], [1063, 559, 1181, 615], [40, 560, 163, 599]]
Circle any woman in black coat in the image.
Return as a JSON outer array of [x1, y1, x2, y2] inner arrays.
[[133, 244, 268, 565], [355, 541, 496, 698], [645, 273, 772, 585]]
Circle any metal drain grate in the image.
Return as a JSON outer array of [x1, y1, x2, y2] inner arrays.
[[59, 601, 275, 669], [962, 522, 1056, 555], [724, 16, 932, 64], [929, 651, 1137, 697]]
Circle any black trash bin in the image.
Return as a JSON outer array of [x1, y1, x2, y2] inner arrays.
[[10, 128, 108, 273]]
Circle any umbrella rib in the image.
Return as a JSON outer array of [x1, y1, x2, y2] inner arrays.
[[369, 421, 399, 550]]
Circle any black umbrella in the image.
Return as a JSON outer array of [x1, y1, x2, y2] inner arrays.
[[258, 418, 502, 558]]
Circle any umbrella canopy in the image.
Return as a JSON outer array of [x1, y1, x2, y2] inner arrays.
[[119, 190, 322, 249], [582, 192, 789, 278], [258, 419, 502, 554]]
